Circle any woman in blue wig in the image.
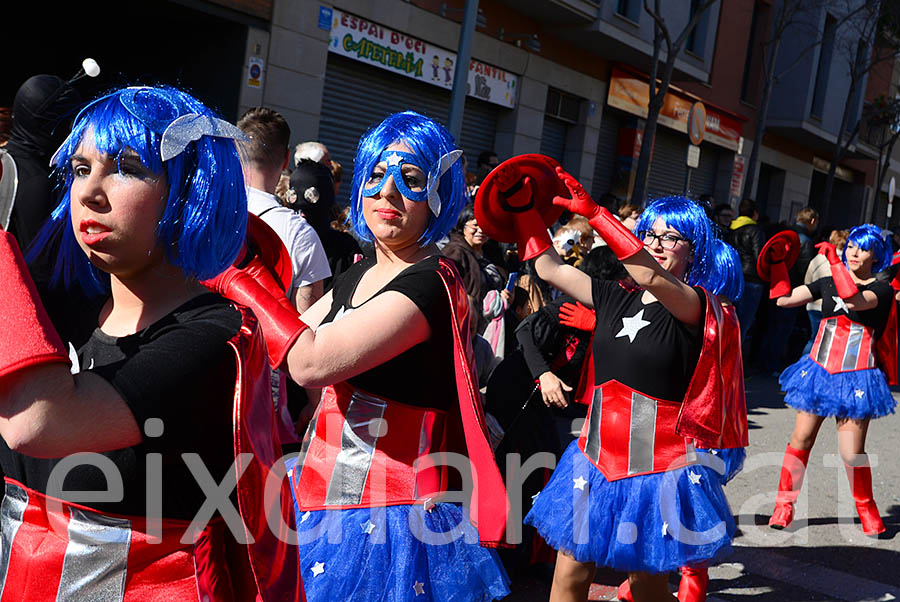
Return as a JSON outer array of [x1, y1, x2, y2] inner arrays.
[[208, 111, 511, 601], [765, 223, 896, 537], [485, 163, 747, 601], [0, 86, 301, 599]]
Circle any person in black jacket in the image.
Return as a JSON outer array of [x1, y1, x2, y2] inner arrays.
[[6, 75, 82, 250], [728, 198, 766, 341]]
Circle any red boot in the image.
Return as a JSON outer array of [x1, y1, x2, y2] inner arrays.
[[677, 566, 709, 602], [616, 579, 633, 602], [844, 462, 886, 536], [769, 444, 810, 529]]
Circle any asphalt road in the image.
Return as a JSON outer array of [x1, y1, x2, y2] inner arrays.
[[503, 372, 900, 601]]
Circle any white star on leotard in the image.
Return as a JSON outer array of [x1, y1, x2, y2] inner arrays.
[[385, 152, 403, 166], [616, 309, 651, 343], [413, 581, 425, 596], [311, 561, 325, 577], [855, 389, 865, 398], [573, 476, 588, 491], [688, 470, 702, 485], [361, 520, 376, 535], [833, 296, 849, 313]]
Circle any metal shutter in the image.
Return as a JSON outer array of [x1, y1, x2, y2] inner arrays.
[[592, 109, 621, 198], [646, 127, 688, 200], [319, 55, 499, 204], [689, 142, 720, 199], [540, 116, 568, 164]]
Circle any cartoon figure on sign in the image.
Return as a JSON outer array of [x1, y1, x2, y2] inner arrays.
[[432, 55, 440, 81], [444, 57, 453, 83], [474, 74, 490, 100]]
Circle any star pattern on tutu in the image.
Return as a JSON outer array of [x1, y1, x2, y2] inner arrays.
[[800, 370, 808, 378], [662, 521, 669, 536], [423, 497, 435, 512], [832, 296, 849, 313], [531, 491, 540, 501], [386, 152, 403, 166], [710, 449, 718, 455], [413, 581, 425, 596], [616, 310, 651, 343], [573, 476, 588, 491], [300, 511, 310, 524], [311, 561, 325, 577], [855, 388, 865, 398], [687, 470, 702, 485], [361, 520, 376, 535]]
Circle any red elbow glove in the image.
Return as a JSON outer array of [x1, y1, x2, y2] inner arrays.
[[552, 167, 642, 260], [0, 231, 70, 380], [204, 266, 309, 369], [815, 241, 858, 299]]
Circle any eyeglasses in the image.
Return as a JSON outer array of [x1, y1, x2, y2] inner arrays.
[[639, 231, 689, 250]]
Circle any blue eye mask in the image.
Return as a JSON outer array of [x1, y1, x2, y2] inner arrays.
[[360, 148, 462, 216]]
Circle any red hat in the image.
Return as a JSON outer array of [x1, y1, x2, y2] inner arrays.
[[474, 154, 569, 244], [756, 229, 800, 282]]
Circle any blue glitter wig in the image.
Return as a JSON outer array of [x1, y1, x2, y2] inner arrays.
[[842, 224, 892, 274], [349, 111, 465, 246], [710, 238, 744, 302], [28, 86, 247, 296], [633, 196, 729, 294]]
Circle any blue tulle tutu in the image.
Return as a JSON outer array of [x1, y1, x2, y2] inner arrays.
[[697, 447, 745, 485], [286, 459, 510, 602], [525, 441, 736, 574], [779, 355, 896, 420]]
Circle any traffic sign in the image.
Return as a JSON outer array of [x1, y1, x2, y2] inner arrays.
[[686, 144, 700, 168], [687, 102, 707, 146]]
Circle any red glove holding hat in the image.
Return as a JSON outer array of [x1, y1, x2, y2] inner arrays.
[[756, 230, 800, 299], [815, 241, 859, 299], [552, 167, 643, 260]]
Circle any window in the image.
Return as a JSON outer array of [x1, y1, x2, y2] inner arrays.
[[615, 0, 641, 23], [685, 0, 709, 56], [740, 1, 768, 103], [810, 14, 837, 119], [545, 88, 581, 124]]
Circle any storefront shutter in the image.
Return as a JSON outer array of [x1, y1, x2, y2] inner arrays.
[[592, 109, 621, 198], [689, 141, 721, 200], [646, 127, 688, 200], [540, 116, 568, 164], [319, 55, 500, 204]]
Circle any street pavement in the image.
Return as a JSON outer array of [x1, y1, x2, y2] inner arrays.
[[503, 372, 900, 601]]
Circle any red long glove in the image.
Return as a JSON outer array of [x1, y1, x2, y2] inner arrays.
[[558, 301, 596, 332], [815, 241, 858, 299], [204, 266, 308, 369], [512, 204, 553, 262], [762, 240, 792, 299], [0, 231, 70, 380], [552, 167, 642, 260]]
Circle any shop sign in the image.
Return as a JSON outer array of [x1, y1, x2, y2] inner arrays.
[[326, 8, 518, 109], [607, 66, 742, 151], [730, 155, 745, 201]]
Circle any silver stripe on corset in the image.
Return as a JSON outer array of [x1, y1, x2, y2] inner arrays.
[[324, 392, 388, 505], [294, 403, 321, 485], [55, 508, 131, 602], [815, 319, 837, 366], [0, 482, 29, 598], [841, 322, 865, 371], [413, 413, 431, 500], [583, 388, 603, 463], [628, 392, 658, 475]]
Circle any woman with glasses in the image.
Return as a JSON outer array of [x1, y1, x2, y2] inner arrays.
[[482, 163, 745, 602], [0, 86, 300, 599], [765, 224, 896, 537]]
